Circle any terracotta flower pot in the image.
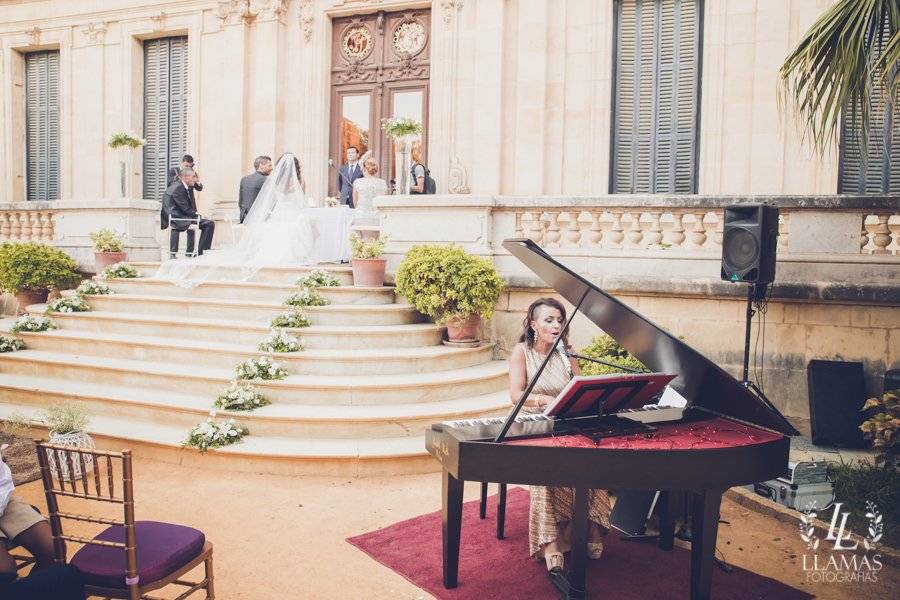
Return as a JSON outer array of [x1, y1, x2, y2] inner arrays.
[[445, 314, 481, 342], [14, 288, 49, 314], [351, 258, 387, 287], [94, 251, 127, 272]]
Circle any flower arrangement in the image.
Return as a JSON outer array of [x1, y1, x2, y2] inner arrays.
[[324, 196, 340, 208], [44, 401, 90, 435], [108, 131, 146, 150], [381, 117, 422, 138], [214, 381, 270, 411], [350, 233, 389, 259], [46, 296, 90, 313], [75, 280, 112, 296], [89, 229, 125, 253], [283, 287, 328, 307], [9, 314, 57, 333], [860, 390, 899, 470], [394, 244, 505, 324], [100, 262, 139, 279], [270, 308, 312, 329], [234, 356, 288, 381], [0, 336, 25, 353], [183, 411, 248, 453], [257, 329, 304, 353], [296, 269, 341, 288], [0, 242, 81, 294]]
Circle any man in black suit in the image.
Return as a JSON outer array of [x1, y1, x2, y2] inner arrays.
[[238, 155, 272, 223], [336, 146, 363, 206], [167, 154, 203, 191], [163, 168, 214, 258]]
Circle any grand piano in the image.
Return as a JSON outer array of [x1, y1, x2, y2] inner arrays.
[[426, 239, 799, 600]]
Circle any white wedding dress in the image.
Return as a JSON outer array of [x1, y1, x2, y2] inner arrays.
[[155, 153, 317, 287]]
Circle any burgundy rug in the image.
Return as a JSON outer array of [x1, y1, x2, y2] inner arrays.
[[347, 488, 812, 600]]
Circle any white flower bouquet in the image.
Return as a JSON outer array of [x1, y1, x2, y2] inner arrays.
[[10, 315, 57, 333], [99, 262, 139, 279], [269, 308, 312, 329], [0, 335, 25, 353], [381, 117, 423, 138], [214, 381, 270, 411], [295, 269, 341, 288], [234, 356, 288, 381], [46, 296, 90, 313], [75, 280, 113, 296], [324, 196, 340, 208], [257, 329, 304, 353], [283, 287, 328, 307], [183, 411, 248, 452], [108, 131, 146, 149]]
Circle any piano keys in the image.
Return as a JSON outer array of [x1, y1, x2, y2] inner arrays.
[[426, 238, 798, 600]]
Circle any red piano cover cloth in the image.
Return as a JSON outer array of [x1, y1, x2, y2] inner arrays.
[[506, 417, 782, 450]]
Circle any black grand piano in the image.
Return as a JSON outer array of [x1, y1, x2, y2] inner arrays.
[[426, 239, 798, 600]]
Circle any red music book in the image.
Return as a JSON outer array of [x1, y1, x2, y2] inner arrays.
[[543, 373, 677, 418]]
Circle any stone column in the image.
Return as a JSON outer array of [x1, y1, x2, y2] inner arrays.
[[71, 22, 108, 200], [248, 1, 290, 158]]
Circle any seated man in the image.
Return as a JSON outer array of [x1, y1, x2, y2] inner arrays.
[[163, 167, 215, 258], [0, 444, 58, 583]]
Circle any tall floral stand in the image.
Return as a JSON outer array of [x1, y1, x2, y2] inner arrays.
[[393, 135, 417, 195], [116, 148, 132, 198]]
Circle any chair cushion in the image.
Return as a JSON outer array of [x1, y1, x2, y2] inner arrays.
[[71, 521, 205, 589]]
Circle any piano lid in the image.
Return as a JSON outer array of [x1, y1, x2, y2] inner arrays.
[[503, 238, 799, 436]]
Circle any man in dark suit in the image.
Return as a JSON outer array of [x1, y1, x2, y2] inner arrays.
[[238, 155, 272, 223], [167, 154, 203, 191], [336, 146, 363, 206], [163, 168, 214, 257]]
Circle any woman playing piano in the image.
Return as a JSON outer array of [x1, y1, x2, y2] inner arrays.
[[508, 298, 612, 573]]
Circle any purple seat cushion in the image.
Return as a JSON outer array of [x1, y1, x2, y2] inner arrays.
[[71, 521, 205, 589]]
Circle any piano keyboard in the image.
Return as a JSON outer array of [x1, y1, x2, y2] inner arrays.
[[444, 405, 684, 428]]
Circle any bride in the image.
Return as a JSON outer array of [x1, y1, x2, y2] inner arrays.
[[155, 152, 316, 287]]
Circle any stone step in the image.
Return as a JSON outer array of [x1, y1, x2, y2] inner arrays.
[[128, 262, 354, 285], [14, 330, 494, 375], [100, 278, 394, 304], [0, 403, 437, 477], [44, 311, 445, 348], [0, 375, 509, 439], [82, 294, 422, 326], [0, 350, 508, 404]]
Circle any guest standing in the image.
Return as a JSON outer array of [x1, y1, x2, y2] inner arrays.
[[163, 168, 215, 257], [167, 154, 203, 191], [351, 158, 387, 234], [336, 146, 363, 206], [238, 155, 272, 223], [508, 298, 612, 573]]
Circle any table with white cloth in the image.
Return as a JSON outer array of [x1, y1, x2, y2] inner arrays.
[[305, 206, 354, 263]]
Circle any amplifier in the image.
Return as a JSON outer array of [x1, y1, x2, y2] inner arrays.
[[747, 461, 834, 511]]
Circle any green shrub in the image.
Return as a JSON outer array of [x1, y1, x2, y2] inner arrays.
[[860, 390, 899, 470], [349, 234, 388, 259], [0, 242, 80, 293], [829, 460, 899, 548], [576, 334, 647, 375], [394, 244, 505, 324], [89, 229, 125, 253]]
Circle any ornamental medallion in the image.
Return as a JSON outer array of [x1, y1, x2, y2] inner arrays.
[[341, 25, 374, 60], [392, 20, 426, 57]]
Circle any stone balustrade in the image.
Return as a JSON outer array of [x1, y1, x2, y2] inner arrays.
[[0, 205, 55, 242]]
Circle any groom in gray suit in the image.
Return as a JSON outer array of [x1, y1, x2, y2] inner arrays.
[[238, 155, 273, 223]]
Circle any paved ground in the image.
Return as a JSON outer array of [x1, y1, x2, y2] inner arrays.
[[11, 455, 898, 599]]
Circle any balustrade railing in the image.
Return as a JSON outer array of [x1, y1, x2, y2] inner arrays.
[[0, 209, 55, 242]]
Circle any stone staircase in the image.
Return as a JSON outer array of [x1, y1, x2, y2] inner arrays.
[[0, 262, 509, 476]]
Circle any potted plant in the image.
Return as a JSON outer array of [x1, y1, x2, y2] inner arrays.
[[108, 131, 146, 198], [0, 242, 80, 313], [90, 228, 127, 272], [381, 117, 422, 195], [43, 401, 95, 480], [395, 244, 505, 343], [349, 233, 389, 287]]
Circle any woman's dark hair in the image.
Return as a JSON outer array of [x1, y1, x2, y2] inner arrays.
[[518, 297, 569, 348]]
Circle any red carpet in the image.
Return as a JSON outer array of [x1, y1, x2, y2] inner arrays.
[[347, 488, 812, 600]]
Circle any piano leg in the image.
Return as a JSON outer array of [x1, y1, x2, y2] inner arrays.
[[480, 481, 488, 519], [658, 491, 675, 551], [689, 489, 723, 600], [442, 470, 464, 589], [497, 483, 507, 539], [568, 486, 590, 599]]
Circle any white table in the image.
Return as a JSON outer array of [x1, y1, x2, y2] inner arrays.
[[305, 206, 354, 263]]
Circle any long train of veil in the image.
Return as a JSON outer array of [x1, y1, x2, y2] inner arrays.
[[155, 153, 316, 288]]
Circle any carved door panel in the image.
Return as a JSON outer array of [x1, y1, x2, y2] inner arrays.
[[330, 9, 430, 195]]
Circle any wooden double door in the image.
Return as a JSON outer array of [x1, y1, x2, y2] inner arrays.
[[329, 9, 430, 195]]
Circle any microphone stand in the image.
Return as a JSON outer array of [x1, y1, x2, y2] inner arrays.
[[563, 350, 648, 374]]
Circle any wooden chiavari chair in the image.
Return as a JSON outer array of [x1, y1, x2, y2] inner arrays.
[[35, 442, 214, 600]]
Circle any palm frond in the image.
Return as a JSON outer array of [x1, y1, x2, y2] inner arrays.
[[779, 0, 899, 154]]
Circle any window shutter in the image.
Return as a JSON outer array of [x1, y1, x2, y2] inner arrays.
[[613, 0, 699, 194], [25, 51, 60, 201], [143, 36, 188, 201]]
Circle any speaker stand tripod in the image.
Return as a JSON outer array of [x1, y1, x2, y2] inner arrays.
[[740, 283, 781, 416]]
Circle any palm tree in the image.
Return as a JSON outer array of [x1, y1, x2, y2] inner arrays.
[[780, 0, 899, 153]]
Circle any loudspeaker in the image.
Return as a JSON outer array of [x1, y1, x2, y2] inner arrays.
[[721, 205, 779, 284], [807, 360, 868, 448]]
